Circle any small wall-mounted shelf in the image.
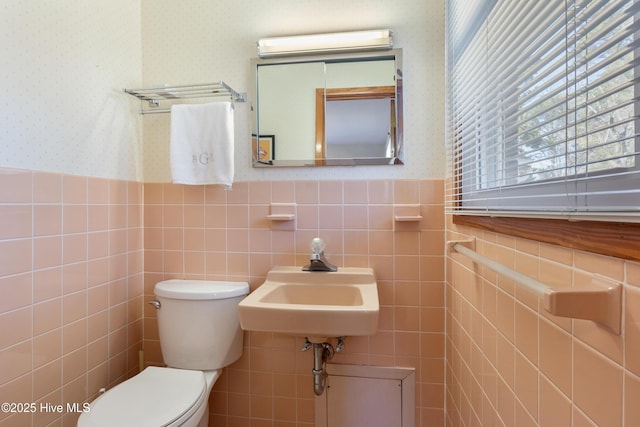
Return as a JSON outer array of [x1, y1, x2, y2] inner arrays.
[[394, 215, 423, 222], [393, 204, 422, 222], [448, 238, 622, 334], [267, 203, 296, 230], [393, 204, 422, 231], [123, 81, 246, 114], [266, 214, 295, 221]]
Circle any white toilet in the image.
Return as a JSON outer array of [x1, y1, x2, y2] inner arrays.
[[78, 279, 249, 427]]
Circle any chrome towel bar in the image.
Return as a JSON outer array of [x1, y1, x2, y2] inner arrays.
[[124, 81, 246, 114]]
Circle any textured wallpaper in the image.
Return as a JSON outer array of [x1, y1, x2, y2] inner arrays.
[[141, 0, 445, 182], [0, 0, 444, 182], [0, 1, 143, 180]]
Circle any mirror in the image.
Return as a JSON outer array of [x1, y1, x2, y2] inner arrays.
[[251, 49, 403, 167]]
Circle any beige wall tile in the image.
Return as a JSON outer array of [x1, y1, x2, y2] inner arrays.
[[35, 206, 62, 238], [574, 340, 622, 426], [0, 308, 31, 350], [514, 302, 538, 365], [0, 206, 32, 240], [627, 261, 640, 288], [539, 317, 572, 397], [0, 239, 32, 277], [33, 172, 61, 204], [627, 286, 640, 377], [446, 214, 638, 427], [625, 372, 640, 427], [0, 169, 143, 427], [514, 351, 538, 420], [394, 179, 420, 204], [140, 180, 444, 425], [575, 250, 625, 282], [4, 174, 446, 427], [343, 180, 367, 204], [62, 175, 87, 205]]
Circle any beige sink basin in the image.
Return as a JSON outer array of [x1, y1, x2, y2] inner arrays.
[[238, 266, 379, 340]]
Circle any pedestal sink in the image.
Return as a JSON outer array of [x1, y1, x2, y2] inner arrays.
[[238, 266, 379, 342]]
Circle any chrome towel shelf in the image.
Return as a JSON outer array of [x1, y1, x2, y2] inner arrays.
[[447, 238, 622, 334], [124, 81, 246, 114]]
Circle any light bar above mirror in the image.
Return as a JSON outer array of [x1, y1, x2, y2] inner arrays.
[[257, 29, 393, 58]]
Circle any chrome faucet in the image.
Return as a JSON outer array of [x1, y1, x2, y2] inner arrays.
[[302, 238, 337, 272]]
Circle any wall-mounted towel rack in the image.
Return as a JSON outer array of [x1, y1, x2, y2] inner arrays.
[[447, 238, 622, 334], [123, 81, 246, 114]]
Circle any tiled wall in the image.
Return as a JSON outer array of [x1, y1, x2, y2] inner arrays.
[[142, 178, 446, 426], [9, 167, 639, 427], [0, 171, 445, 427], [0, 168, 144, 427], [445, 221, 640, 426]]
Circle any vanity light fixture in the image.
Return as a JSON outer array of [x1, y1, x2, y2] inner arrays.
[[257, 29, 393, 58]]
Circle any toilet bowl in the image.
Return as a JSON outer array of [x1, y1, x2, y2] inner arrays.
[[77, 280, 249, 427], [77, 367, 218, 427]]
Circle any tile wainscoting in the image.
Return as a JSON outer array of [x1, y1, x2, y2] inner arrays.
[[0, 168, 143, 426], [142, 179, 446, 427]]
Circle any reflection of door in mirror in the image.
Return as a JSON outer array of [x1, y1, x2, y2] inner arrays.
[[315, 86, 396, 162]]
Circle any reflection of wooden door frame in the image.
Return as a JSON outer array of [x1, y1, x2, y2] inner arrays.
[[315, 86, 396, 163]]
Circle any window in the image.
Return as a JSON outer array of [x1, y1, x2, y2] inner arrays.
[[446, 0, 640, 222]]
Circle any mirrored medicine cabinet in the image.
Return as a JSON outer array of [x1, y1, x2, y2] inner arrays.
[[250, 49, 403, 167]]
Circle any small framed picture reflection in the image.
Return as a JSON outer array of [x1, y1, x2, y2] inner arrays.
[[252, 134, 275, 163]]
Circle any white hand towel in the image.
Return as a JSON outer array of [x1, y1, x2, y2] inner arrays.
[[170, 101, 234, 187]]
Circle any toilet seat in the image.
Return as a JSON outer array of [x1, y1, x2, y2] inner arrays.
[[77, 366, 207, 427]]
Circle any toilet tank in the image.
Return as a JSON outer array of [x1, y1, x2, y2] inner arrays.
[[153, 279, 249, 370]]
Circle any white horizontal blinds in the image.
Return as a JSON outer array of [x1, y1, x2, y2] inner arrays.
[[446, 0, 640, 218], [574, 0, 640, 211]]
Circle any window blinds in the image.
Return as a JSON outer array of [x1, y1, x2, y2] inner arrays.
[[445, 0, 640, 221]]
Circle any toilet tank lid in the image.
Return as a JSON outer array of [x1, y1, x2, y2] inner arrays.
[[155, 279, 249, 300]]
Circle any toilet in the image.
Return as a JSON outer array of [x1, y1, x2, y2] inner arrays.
[[77, 279, 249, 427]]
